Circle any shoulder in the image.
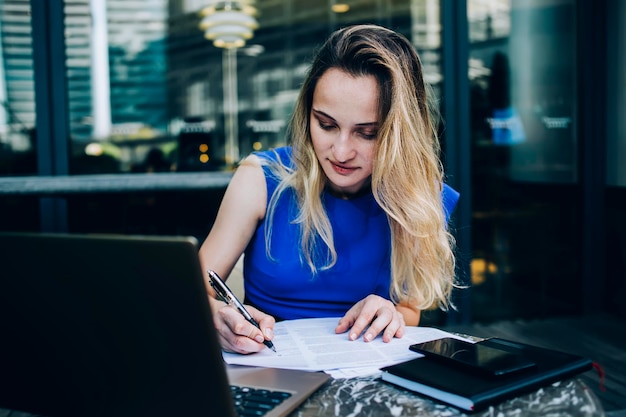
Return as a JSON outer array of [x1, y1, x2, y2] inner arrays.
[[234, 154, 264, 183], [221, 156, 267, 221], [236, 147, 294, 202], [253, 146, 294, 168], [250, 147, 294, 197]]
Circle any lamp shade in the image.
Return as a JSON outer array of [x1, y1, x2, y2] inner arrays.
[[200, 2, 258, 49]]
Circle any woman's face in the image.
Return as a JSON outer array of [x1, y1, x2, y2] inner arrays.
[[310, 68, 379, 196]]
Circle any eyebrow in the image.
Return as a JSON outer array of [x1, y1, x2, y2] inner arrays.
[[312, 108, 378, 127]]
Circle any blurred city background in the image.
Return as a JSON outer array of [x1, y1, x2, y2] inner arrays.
[[0, 0, 624, 326]]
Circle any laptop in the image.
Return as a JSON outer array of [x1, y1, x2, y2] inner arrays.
[[0, 232, 329, 417]]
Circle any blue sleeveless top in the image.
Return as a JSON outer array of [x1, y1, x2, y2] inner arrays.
[[243, 147, 459, 321]]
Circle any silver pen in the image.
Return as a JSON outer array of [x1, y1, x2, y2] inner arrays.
[[207, 269, 277, 352]]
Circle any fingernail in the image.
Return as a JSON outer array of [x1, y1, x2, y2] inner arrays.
[[264, 328, 273, 338], [349, 333, 357, 340], [254, 334, 264, 343], [365, 333, 373, 342]]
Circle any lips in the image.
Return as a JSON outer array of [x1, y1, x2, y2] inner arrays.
[[330, 161, 357, 175]]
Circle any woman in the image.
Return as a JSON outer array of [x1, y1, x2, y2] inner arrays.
[[199, 24, 458, 354]]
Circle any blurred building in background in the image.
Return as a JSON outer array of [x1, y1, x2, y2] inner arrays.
[[0, 0, 624, 324]]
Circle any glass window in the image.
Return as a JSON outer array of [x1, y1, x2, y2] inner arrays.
[[468, 0, 581, 322], [62, 0, 444, 175], [606, 0, 626, 318], [65, 0, 169, 174], [53, 0, 449, 243], [469, 0, 577, 184], [0, 0, 40, 232], [607, 0, 625, 187], [0, 0, 36, 176]]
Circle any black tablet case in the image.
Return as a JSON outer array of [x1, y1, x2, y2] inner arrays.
[[380, 337, 593, 412]]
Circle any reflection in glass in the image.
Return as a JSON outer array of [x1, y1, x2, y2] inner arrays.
[[0, 0, 36, 176], [607, 0, 626, 187], [65, 0, 169, 174], [0, 0, 40, 233], [468, 0, 581, 322], [59, 0, 445, 175]]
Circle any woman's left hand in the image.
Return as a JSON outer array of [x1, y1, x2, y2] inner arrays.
[[335, 294, 405, 343]]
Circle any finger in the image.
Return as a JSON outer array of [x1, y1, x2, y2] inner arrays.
[[215, 321, 265, 354], [335, 309, 358, 335], [346, 307, 378, 341], [249, 306, 276, 341], [361, 308, 395, 342], [229, 309, 265, 343], [335, 295, 370, 335], [379, 312, 405, 343], [216, 306, 266, 354]]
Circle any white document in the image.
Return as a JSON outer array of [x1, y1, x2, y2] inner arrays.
[[222, 317, 469, 373]]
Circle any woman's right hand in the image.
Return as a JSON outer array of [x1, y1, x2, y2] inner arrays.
[[209, 297, 276, 354]]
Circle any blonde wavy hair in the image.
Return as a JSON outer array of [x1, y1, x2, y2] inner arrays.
[[262, 24, 456, 311]]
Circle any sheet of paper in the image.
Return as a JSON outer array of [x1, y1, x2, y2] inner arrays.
[[222, 317, 470, 372]]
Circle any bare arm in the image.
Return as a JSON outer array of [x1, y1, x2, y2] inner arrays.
[[199, 156, 275, 354], [396, 303, 421, 326], [199, 156, 266, 282]]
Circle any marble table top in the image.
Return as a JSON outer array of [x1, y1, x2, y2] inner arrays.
[[291, 375, 604, 416]]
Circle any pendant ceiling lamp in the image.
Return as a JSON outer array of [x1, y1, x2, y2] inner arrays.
[[200, 1, 258, 49]]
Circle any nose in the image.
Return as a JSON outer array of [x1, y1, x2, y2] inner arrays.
[[332, 131, 356, 163]]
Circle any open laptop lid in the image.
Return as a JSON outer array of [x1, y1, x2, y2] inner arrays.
[[0, 232, 236, 417]]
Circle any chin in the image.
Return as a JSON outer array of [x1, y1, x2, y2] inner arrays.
[[329, 180, 364, 194]]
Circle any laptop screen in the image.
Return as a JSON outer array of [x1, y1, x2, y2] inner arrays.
[[0, 232, 236, 417]]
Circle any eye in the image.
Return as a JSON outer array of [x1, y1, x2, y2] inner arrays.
[[318, 120, 336, 131], [357, 130, 378, 140]]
